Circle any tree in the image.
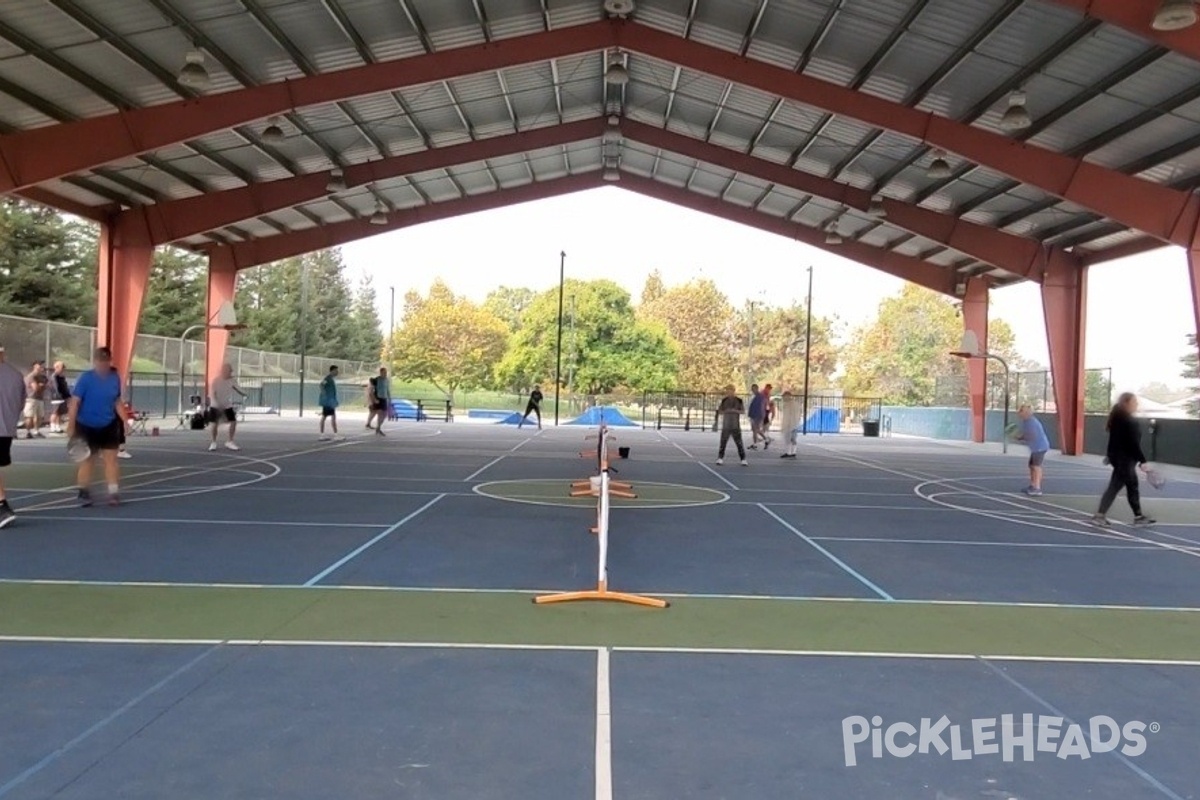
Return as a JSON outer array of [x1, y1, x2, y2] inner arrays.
[[389, 282, 509, 397], [0, 199, 96, 325], [496, 279, 679, 394], [348, 274, 383, 363], [730, 302, 839, 392], [639, 279, 739, 391], [1183, 334, 1198, 417], [483, 286, 536, 332], [1085, 369, 1114, 414], [138, 247, 208, 337]]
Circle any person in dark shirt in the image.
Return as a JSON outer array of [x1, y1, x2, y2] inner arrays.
[[519, 386, 543, 429], [713, 384, 748, 466], [1092, 392, 1155, 527]]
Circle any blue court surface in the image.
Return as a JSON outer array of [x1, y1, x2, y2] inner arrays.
[[1, 420, 1199, 798]]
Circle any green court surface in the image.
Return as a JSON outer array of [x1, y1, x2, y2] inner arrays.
[[5, 583, 1200, 662], [473, 478, 728, 508], [1037, 493, 1200, 525]]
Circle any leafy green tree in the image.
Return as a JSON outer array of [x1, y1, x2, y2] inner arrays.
[[348, 274, 383, 363], [1085, 369, 1114, 414], [497, 279, 679, 394], [1182, 334, 1198, 417], [138, 247, 208, 337], [389, 282, 509, 397], [0, 199, 96, 324], [639, 279, 738, 391], [730, 302, 839, 392], [483, 286, 537, 333], [640, 270, 666, 305]]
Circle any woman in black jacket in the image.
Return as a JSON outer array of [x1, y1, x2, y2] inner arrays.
[[1092, 392, 1154, 527]]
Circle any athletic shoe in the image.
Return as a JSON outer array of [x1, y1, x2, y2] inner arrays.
[[78, 489, 93, 508], [763, 438, 771, 451], [780, 453, 796, 459], [740, 459, 748, 466], [748, 444, 758, 450], [375, 429, 385, 436], [318, 434, 331, 441], [1090, 514, 1109, 527], [0, 504, 16, 529], [107, 494, 120, 507], [1027, 489, 1043, 497], [715, 458, 724, 465], [118, 450, 131, 459], [1133, 515, 1156, 526], [208, 442, 218, 451], [333, 435, 346, 441], [34, 431, 45, 439], [224, 441, 240, 451]]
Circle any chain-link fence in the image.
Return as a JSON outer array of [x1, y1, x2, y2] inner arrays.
[[931, 367, 1113, 414], [0, 313, 377, 380]]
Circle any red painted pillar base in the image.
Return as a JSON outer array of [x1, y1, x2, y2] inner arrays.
[[1042, 257, 1087, 456], [96, 221, 153, 387], [205, 249, 239, 396], [962, 278, 989, 443]]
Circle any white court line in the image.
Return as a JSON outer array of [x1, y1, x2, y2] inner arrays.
[[5, 635, 1200, 667], [462, 456, 507, 482], [807, 535, 1164, 550], [303, 495, 446, 586], [29, 514, 387, 529], [758, 504, 894, 600], [595, 648, 613, 800], [699, 462, 738, 491]]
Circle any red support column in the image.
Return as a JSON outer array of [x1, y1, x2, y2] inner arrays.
[[95, 220, 153, 386], [961, 278, 989, 443], [205, 249, 239, 396], [1189, 249, 1200, 369], [1042, 257, 1088, 455]]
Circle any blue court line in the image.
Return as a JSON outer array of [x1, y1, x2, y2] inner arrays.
[[0, 646, 218, 798], [303, 494, 446, 586], [978, 657, 1186, 800], [757, 503, 894, 601]]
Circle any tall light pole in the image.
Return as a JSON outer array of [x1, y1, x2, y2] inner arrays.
[[567, 293, 577, 394], [298, 259, 309, 417], [801, 266, 814, 436], [746, 300, 756, 386], [554, 251, 566, 426]]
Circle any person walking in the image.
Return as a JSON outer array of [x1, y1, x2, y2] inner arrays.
[[367, 367, 390, 435], [777, 390, 803, 459], [1092, 392, 1155, 527], [318, 365, 343, 440], [747, 383, 765, 449], [67, 347, 130, 507], [48, 361, 70, 433], [208, 363, 246, 451], [762, 383, 776, 448], [1014, 404, 1050, 496], [713, 384, 748, 466], [518, 385, 543, 429], [0, 344, 27, 528], [23, 361, 48, 438]]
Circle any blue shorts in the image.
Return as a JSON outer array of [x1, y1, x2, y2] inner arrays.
[[1029, 450, 1047, 467]]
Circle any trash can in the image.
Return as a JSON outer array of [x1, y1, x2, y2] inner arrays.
[[862, 419, 880, 438]]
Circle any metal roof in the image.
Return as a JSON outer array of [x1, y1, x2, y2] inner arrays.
[[2, 0, 1199, 289]]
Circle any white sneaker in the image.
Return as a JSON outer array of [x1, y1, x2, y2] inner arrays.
[[318, 434, 331, 441], [740, 459, 748, 466], [333, 435, 346, 441], [117, 450, 132, 459], [208, 442, 218, 451], [224, 441, 240, 451], [715, 458, 724, 465]]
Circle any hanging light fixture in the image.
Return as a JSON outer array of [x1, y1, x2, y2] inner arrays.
[[824, 223, 842, 246], [602, 158, 620, 182], [605, 52, 629, 85], [326, 168, 347, 194], [1153, 0, 1197, 30], [261, 117, 286, 144], [1000, 89, 1032, 132], [178, 48, 210, 90], [604, 0, 636, 16], [928, 150, 952, 180], [867, 194, 886, 218], [369, 201, 388, 225]]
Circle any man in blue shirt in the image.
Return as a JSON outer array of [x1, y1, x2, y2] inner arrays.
[[747, 383, 770, 450], [1015, 404, 1050, 496], [68, 347, 130, 507]]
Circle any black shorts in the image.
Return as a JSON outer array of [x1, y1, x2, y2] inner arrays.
[[209, 407, 236, 424], [372, 400, 388, 412], [321, 406, 337, 418], [525, 403, 540, 416], [1029, 450, 1047, 467], [78, 419, 122, 451], [0, 437, 11, 468]]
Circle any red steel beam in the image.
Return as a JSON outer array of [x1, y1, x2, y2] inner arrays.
[[1043, 0, 1200, 64], [0, 21, 615, 194], [1080, 236, 1167, 266], [209, 173, 600, 269], [623, 119, 1072, 280], [17, 188, 113, 224], [618, 21, 1200, 248], [617, 174, 959, 296], [119, 119, 605, 246]]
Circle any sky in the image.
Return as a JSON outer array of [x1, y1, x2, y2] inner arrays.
[[341, 187, 1197, 394]]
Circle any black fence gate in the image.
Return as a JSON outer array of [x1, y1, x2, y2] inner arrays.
[[642, 391, 882, 435]]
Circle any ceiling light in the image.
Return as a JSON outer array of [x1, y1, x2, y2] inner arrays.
[[603, 165, 621, 182], [604, 0, 636, 16], [605, 62, 630, 86], [602, 129, 622, 145], [868, 194, 886, 218], [1153, 0, 1197, 30], [824, 223, 842, 246], [261, 117, 285, 144], [326, 168, 347, 193], [178, 49, 209, 90], [607, 114, 620, 126], [928, 151, 952, 180], [1000, 89, 1032, 132], [369, 202, 388, 225]]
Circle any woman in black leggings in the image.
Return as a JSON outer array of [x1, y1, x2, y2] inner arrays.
[[1092, 392, 1155, 527]]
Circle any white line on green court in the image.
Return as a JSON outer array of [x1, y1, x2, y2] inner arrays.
[[595, 647, 613, 800], [806, 535, 1165, 550]]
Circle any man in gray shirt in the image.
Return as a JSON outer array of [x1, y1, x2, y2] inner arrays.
[[0, 343, 28, 528]]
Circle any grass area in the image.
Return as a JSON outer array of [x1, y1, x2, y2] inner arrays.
[[4, 583, 1200, 660]]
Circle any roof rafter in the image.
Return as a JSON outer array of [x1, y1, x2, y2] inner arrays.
[[1043, 0, 1200, 64]]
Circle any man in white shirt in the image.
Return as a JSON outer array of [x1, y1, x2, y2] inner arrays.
[[208, 364, 246, 452]]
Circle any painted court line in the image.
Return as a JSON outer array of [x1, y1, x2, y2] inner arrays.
[[595, 647, 613, 800], [462, 456, 507, 482], [807, 535, 1164, 550], [979, 657, 1186, 800], [0, 645, 219, 798], [303, 495, 446, 586], [757, 504, 894, 600], [699, 461, 738, 490], [30, 514, 387, 529]]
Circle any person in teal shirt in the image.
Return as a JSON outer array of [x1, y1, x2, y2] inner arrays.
[[318, 365, 343, 441]]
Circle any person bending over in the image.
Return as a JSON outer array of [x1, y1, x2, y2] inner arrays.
[[518, 386, 543, 429], [714, 385, 748, 466], [1015, 405, 1050, 496], [1092, 392, 1155, 527]]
